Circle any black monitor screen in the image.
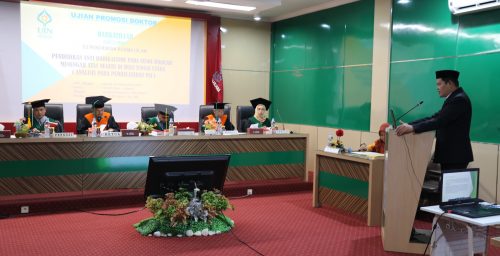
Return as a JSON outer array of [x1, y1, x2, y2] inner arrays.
[[144, 154, 231, 198]]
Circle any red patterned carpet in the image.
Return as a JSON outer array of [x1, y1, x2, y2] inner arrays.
[[1, 192, 500, 256]]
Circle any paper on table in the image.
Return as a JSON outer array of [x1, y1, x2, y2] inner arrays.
[[350, 151, 384, 159], [249, 124, 259, 128]]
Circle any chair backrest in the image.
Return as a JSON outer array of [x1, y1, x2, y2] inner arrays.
[[141, 107, 175, 122], [236, 105, 255, 132], [76, 104, 112, 130], [199, 104, 231, 130], [24, 104, 64, 126]]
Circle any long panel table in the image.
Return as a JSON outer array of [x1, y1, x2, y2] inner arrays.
[[0, 134, 307, 198]]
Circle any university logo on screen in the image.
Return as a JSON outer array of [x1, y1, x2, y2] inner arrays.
[[37, 9, 53, 37]]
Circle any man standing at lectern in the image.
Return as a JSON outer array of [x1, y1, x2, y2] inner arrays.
[[395, 70, 473, 170]]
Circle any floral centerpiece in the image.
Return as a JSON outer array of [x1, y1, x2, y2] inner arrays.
[[134, 188, 234, 237], [203, 118, 217, 131], [325, 129, 345, 153], [137, 121, 154, 135], [14, 120, 30, 138]]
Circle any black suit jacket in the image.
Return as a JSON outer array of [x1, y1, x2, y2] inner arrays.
[[410, 87, 473, 164]]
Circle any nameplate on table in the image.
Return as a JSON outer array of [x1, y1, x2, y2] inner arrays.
[[324, 146, 341, 154], [100, 131, 122, 137], [121, 129, 140, 137], [150, 130, 167, 136], [177, 128, 195, 136], [247, 128, 264, 134], [274, 130, 291, 134], [223, 130, 239, 136], [0, 130, 12, 139], [204, 130, 217, 135], [52, 132, 76, 138]]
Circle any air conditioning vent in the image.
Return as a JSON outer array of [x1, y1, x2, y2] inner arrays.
[[449, 0, 500, 15]]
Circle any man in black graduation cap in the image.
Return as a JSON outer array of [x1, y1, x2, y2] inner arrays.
[[23, 99, 63, 133], [396, 70, 473, 170], [147, 104, 177, 131], [204, 102, 235, 131], [77, 96, 120, 134], [247, 97, 272, 128]]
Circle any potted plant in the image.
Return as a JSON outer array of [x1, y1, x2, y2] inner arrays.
[[137, 121, 154, 136], [14, 121, 30, 138]]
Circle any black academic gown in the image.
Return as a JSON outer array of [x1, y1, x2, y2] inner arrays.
[[77, 115, 120, 134], [410, 87, 473, 164]]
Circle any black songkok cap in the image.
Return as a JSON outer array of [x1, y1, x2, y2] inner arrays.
[[23, 99, 50, 108], [85, 96, 111, 108], [250, 98, 272, 110], [436, 70, 459, 80], [154, 104, 177, 115]]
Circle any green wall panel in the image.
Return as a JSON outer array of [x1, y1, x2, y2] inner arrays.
[[457, 8, 500, 55], [456, 53, 500, 143], [271, 0, 374, 131], [388, 58, 455, 124], [390, 0, 500, 143], [391, 0, 458, 61]]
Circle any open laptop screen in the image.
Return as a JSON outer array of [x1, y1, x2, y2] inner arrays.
[[441, 168, 479, 203]]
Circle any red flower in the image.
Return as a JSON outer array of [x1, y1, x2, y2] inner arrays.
[[336, 129, 344, 137]]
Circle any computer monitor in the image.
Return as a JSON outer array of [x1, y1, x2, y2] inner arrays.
[[144, 154, 231, 198]]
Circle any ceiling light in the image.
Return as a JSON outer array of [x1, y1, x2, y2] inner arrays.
[[320, 24, 330, 29], [220, 27, 227, 33], [185, 1, 256, 11], [397, 0, 411, 4], [254, 16, 261, 21]]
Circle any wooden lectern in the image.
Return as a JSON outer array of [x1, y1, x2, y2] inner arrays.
[[381, 130, 435, 254]]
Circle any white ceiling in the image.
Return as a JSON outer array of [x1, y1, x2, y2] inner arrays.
[[102, 0, 358, 22]]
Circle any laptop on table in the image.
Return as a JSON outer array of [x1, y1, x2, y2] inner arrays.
[[439, 168, 500, 218]]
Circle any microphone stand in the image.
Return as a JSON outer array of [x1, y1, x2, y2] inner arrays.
[[396, 101, 424, 122]]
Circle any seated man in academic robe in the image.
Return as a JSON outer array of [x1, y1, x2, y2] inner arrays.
[[147, 104, 177, 131], [77, 96, 120, 134], [204, 102, 235, 131], [22, 99, 63, 133]]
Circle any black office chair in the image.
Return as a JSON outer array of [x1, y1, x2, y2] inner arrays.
[[236, 106, 254, 132], [76, 104, 112, 134], [141, 107, 175, 122], [24, 104, 64, 127], [199, 104, 231, 130]]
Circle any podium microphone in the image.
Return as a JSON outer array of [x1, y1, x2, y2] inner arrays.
[[396, 101, 423, 121]]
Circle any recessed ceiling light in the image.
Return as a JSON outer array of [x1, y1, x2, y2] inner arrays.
[[320, 24, 330, 29], [254, 16, 261, 21], [185, 1, 256, 11], [397, 0, 411, 4]]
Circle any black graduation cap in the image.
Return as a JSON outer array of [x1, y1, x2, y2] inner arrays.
[[85, 96, 111, 108], [250, 98, 272, 110], [154, 104, 177, 115], [23, 99, 50, 108], [212, 102, 229, 110], [436, 70, 459, 80]]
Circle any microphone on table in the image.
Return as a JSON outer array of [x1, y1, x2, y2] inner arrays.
[[275, 108, 285, 131]]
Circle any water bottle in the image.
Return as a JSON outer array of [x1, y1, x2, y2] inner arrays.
[[271, 118, 276, 133], [44, 121, 50, 138], [216, 118, 222, 135], [169, 118, 174, 136], [91, 118, 97, 137]]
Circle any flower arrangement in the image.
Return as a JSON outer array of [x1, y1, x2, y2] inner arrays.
[[134, 188, 234, 237], [14, 120, 30, 138], [328, 129, 344, 149], [137, 121, 154, 134], [203, 118, 217, 130]]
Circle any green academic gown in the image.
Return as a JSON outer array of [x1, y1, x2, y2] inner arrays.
[[32, 116, 63, 133], [247, 116, 271, 128], [147, 117, 168, 130]]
